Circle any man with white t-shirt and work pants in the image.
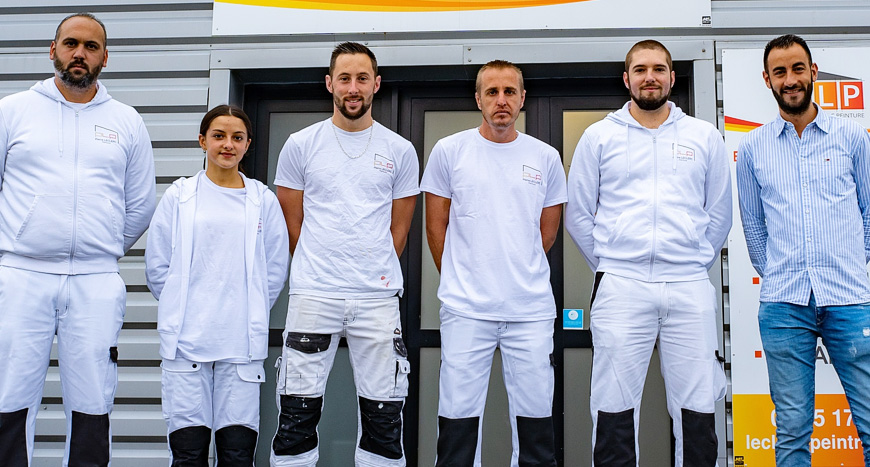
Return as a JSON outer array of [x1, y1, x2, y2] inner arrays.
[[270, 42, 419, 467], [422, 59, 566, 467]]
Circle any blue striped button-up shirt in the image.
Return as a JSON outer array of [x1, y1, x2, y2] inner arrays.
[[736, 106, 870, 306]]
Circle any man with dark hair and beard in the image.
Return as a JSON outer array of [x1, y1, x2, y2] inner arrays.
[[0, 12, 155, 466], [271, 42, 419, 467], [565, 39, 731, 466], [737, 34, 870, 465]]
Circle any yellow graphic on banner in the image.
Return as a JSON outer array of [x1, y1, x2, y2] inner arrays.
[[733, 394, 864, 466], [216, 0, 592, 12]]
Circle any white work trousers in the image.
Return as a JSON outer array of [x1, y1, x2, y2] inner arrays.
[[589, 273, 726, 467], [438, 311, 555, 467], [161, 358, 265, 435], [272, 294, 409, 467], [0, 266, 125, 466]]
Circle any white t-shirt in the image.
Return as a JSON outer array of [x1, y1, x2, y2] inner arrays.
[[420, 129, 567, 321], [177, 175, 249, 362], [274, 119, 420, 298]]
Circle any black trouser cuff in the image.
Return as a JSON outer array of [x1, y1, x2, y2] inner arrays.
[[436, 416, 479, 467], [594, 408, 636, 467]]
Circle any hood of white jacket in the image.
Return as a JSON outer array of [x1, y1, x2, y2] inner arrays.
[[605, 101, 685, 178], [32, 77, 112, 108], [31, 78, 113, 158]]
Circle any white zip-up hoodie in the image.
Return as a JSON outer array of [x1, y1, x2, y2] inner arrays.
[[145, 171, 290, 361], [0, 78, 156, 274], [565, 101, 732, 282]]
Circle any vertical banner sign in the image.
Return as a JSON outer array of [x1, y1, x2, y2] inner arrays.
[[212, 0, 710, 35], [723, 47, 870, 466]]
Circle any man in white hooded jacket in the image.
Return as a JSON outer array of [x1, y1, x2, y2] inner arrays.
[[565, 40, 731, 466], [0, 13, 155, 466]]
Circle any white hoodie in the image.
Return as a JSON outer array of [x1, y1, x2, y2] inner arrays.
[[565, 101, 731, 282], [145, 171, 290, 361], [0, 78, 156, 274]]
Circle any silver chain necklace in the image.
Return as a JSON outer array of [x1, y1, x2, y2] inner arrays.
[[332, 122, 374, 160]]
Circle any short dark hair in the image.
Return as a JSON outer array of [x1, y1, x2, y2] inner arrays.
[[763, 34, 812, 72], [329, 42, 378, 77], [200, 105, 253, 140], [625, 40, 672, 73], [475, 60, 524, 95], [55, 13, 107, 48]]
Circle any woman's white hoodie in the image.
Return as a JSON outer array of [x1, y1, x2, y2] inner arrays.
[[145, 171, 290, 361]]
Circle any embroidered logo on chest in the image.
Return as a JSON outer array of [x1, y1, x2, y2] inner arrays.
[[523, 165, 542, 185], [674, 144, 695, 162], [374, 153, 394, 174], [95, 125, 119, 144]]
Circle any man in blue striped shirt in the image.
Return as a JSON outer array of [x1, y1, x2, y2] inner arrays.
[[737, 34, 870, 465]]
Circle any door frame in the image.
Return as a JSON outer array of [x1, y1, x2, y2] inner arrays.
[[240, 60, 697, 466]]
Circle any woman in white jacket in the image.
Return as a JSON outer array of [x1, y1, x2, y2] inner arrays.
[[145, 105, 290, 466]]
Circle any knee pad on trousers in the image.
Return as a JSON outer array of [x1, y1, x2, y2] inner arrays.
[[593, 409, 635, 467], [435, 416, 478, 467], [358, 397, 403, 460], [215, 425, 258, 466], [69, 411, 110, 467], [169, 425, 211, 467], [517, 416, 556, 467], [272, 395, 323, 456], [0, 408, 28, 467], [681, 408, 717, 466]]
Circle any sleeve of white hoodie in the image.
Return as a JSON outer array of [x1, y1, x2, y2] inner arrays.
[[144, 183, 179, 300], [565, 131, 600, 271], [262, 188, 290, 308], [0, 106, 8, 189], [123, 118, 157, 252], [702, 127, 733, 270]]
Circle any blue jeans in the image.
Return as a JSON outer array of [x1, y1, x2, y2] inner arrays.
[[758, 294, 870, 466]]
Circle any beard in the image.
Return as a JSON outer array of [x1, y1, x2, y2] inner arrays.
[[631, 86, 671, 111], [772, 81, 815, 116], [334, 94, 372, 121], [54, 57, 101, 90]]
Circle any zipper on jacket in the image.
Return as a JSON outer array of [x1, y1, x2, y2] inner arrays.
[[649, 132, 658, 281], [69, 110, 79, 275]]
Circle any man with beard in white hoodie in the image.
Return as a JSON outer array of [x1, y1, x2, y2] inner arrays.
[[0, 13, 155, 466], [565, 40, 731, 466]]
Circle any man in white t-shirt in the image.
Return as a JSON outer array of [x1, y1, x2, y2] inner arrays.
[[421, 60, 566, 467], [270, 42, 419, 467]]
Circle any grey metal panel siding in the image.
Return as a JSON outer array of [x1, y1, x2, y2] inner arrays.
[[0, 3, 211, 462]]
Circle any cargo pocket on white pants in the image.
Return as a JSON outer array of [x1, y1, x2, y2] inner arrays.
[[390, 337, 410, 398], [226, 361, 265, 428], [281, 332, 332, 396], [161, 358, 204, 421]]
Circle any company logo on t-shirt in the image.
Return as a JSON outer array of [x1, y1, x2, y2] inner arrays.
[[523, 165, 542, 185], [674, 144, 695, 162], [374, 153, 394, 174], [95, 125, 119, 144]]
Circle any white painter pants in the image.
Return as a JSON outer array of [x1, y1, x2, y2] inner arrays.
[[590, 273, 725, 467]]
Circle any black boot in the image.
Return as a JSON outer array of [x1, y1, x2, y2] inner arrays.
[[169, 425, 211, 467], [215, 425, 258, 466]]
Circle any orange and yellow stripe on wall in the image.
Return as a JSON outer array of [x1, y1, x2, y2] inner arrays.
[[216, 0, 592, 12]]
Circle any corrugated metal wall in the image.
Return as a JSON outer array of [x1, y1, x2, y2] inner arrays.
[[0, 2, 212, 464], [1, 1, 869, 465]]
